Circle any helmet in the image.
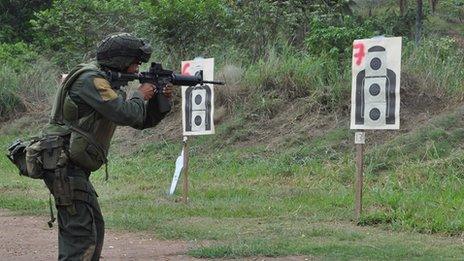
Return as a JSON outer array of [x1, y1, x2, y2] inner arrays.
[[96, 33, 152, 71]]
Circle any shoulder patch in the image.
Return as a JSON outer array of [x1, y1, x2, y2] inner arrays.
[[93, 78, 118, 101]]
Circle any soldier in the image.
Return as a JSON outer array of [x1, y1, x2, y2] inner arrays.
[[42, 33, 172, 260]]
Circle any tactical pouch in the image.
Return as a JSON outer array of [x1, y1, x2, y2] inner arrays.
[[69, 131, 106, 172], [25, 135, 67, 179], [52, 168, 76, 215], [6, 139, 28, 176]]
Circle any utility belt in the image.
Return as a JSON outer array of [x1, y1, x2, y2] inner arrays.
[[7, 126, 106, 227]]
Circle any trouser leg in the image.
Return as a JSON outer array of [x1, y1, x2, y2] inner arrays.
[[90, 194, 104, 261], [58, 201, 96, 261], [44, 168, 104, 260]]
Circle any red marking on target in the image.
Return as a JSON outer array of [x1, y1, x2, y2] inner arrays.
[[182, 63, 191, 75], [353, 43, 365, 66]]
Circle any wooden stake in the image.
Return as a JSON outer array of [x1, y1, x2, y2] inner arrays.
[[182, 136, 190, 203], [354, 132, 365, 222]]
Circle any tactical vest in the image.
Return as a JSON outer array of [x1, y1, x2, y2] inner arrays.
[[45, 62, 115, 176]]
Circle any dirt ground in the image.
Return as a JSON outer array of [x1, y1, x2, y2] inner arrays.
[[0, 209, 200, 261], [0, 209, 310, 261]]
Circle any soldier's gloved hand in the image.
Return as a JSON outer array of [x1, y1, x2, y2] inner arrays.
[[138, 83, 156, 100], [163, 83, 174, 99]]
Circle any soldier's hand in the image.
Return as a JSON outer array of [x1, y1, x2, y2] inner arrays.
[[138, 83, 156, 100], [163, 83, 174, 99]]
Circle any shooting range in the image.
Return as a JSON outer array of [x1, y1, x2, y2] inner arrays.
[[3, 1, 464, 259], [350, 36, 402, 221], [169, 58, 217, 203]]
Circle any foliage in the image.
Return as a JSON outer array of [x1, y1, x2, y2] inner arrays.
[[403, 36, 464, 98], [31, 0, 141, 67], [138, 0, 233, 60], [0, 65, 23, 119], [305, 18, 373, 58], [366, 6, 418, 39], [225, 0, 357, 60], [0, 0, 52, 43], [0, 42, 43, 119], [0, 42, 39, 72], [0, 59, 58, 120], [243, 43, 350, 112], [441, 0, 464, 22]]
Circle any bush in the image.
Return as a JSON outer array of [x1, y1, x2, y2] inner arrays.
[[403, 36, 464, 98], [0, 0, 52, 43], [365, 7, 417, 39], [0, 65, 23, 119], [0, 59, 58, 120], [138, 0, 233, 61], [305, 18, 373, 59], [226, 0, 356, 60], [243, 43, 350, 112], [31, 0, 141, 68], [0, 42, 39, 72], [441, 0, 464, 22]]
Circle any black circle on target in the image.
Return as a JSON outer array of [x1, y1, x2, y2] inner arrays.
[[370, 58, 382, 70], [369, 83, 381, 96], [194, 115, 202, 126], [369, 108, 381, 120], [194, 94, 203, 105]]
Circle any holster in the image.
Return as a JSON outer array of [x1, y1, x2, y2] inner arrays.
[[52, 167, 76, 215]]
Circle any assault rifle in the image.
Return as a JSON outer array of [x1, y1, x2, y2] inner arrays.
[[106, 62, 224, 113]]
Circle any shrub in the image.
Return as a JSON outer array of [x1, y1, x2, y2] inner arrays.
[[135, 0, 236, 66], [441, 0, 464, 22], [226, 0, 356, 60], [0, 42, 39, 72], [0, 59, 58, 120], [243, 43, 350, 112], [305, 18, 373, 59], [403, 36, 464, 99], [0, 65, 23, 119], [31, 0, 141, 68]]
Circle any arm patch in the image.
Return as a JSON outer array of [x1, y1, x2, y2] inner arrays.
[[93, 78, 118, 101]]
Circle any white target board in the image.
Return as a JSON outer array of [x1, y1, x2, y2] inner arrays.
[[181, 58, 215, 136], [350, 37, 402, 130]]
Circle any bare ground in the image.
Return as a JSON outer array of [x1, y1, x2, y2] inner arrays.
[[0, 209, 200, 261], [0, 209, 312, 261]]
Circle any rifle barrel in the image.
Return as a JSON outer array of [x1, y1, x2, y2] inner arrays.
[[107, 71, 225, 85], [203, 80, 225, 85]]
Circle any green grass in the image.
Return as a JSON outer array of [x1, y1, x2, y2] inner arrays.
[[2, 108, 464, 259]]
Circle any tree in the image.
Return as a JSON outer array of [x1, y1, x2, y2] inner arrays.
[[399, 0, 407, 15], [31, 0, 141, 67], [0, 0, 52, 43], [415, 0, 423, 44], [429, 0, 439, 14]]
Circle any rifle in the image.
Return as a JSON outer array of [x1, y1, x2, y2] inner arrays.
[[106, 62, 224, 113]]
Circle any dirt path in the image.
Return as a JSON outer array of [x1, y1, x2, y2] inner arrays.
[[0, 209, 201, 261], [0, 209, 310, 261]]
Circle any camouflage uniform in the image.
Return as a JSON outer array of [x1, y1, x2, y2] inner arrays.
[[43, 33, 166, 260]]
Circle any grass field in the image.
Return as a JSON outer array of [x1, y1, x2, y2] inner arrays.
[[1, 107, 464, 259]]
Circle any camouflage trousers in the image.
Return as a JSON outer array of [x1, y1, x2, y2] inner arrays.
[[44, 165, 105, 261]]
